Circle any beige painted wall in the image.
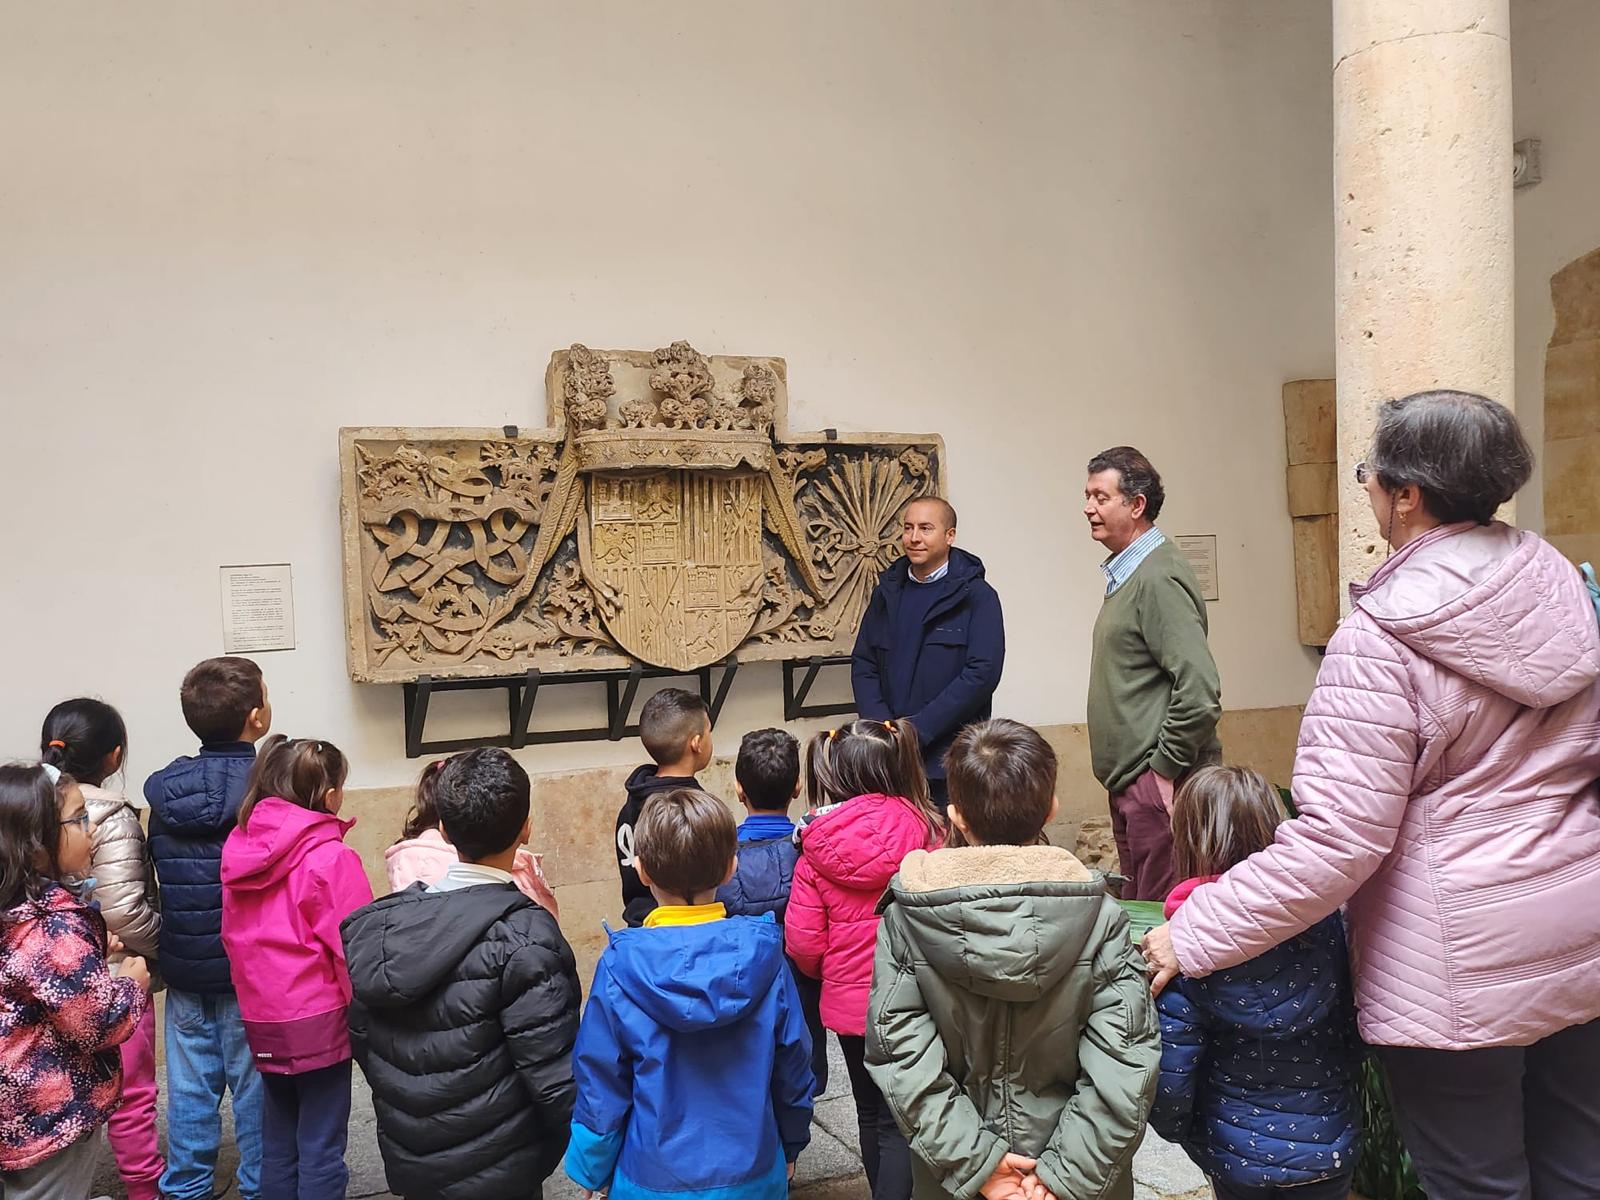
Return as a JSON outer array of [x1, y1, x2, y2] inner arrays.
[[1513, 0, 1600, 535], [0, 2, 1332, 785], [342, 705, 1304, 986]]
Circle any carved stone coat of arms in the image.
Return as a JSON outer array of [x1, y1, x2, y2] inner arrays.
[[340, 342, 945, 683]]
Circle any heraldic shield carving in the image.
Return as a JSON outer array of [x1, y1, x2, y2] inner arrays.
[[339, 341, 945, 683]]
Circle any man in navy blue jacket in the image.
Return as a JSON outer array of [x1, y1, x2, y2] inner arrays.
[[851, 497, 1005, 801]]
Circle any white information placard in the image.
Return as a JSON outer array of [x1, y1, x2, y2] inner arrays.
[[1174, 535, 1220, 603], [220, 564, 296, 653]]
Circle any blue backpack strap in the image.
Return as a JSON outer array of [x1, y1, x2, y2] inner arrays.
[[1583, 563, 1600, 627]]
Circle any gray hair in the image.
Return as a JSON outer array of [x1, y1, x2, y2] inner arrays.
[[1369, 390, 1532, 525], [1086, 446, 1165, 521]]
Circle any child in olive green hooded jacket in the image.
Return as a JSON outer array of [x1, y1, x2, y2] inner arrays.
[[867, 720, 1160, 1200]]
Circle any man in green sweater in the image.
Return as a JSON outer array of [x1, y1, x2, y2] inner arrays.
[[1083, 446, 1221, 901]]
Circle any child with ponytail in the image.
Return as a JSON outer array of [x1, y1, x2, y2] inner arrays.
[[0, 761, 151, 1199], [384, 757, 559, 916], [221, 735, 374, 1200], [40, 698, 165, 1200], [785, 719, 943, 1200]]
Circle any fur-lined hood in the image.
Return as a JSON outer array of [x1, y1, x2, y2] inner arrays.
[[882, 844, 1117, 1001]]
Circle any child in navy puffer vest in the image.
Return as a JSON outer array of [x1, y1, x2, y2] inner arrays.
[[1149, 766, 1361, 1200]]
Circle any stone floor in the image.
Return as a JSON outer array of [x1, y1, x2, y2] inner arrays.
[[92, 1032, 1207, 1200]]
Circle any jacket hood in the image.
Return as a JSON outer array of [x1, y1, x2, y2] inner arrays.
[[344, 882, 539, 1006], [802, 795, 938, 891], [143, 749, 253, 835], [1179, 916, 1349, 1040], [623, 765, 699, 803], [384, 827, 454, 869], [879, 546, 988, 595], [885, 845, 1108, 1001], [221, 797, 354, 892], [606, 916, 784, 1032], [1353, 523, 1600, 708], [80, 783, 145, 818]]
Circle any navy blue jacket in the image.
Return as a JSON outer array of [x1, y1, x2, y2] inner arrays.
[[850, 548, 1005, 780], [564, 915, 813, 1200], [717, 836, 799, 923], [1150, 913, 1362, 1188], [144, 742, 256, 994]]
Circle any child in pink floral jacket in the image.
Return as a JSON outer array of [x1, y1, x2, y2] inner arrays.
[[1, 762, 151, 1198]]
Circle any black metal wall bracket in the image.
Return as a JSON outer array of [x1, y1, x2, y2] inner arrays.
[[401, 659, 741, 759], [781, 655, 856, 722]]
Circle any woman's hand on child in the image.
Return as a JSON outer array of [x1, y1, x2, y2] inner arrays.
[[981, 1153, 1048, 1200], [1140, 924, 1181, 996], [118, 955, 151, 991], [106, 932, 124, 957]]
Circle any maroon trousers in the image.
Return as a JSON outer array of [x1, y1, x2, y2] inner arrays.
[[1108, 768, 1177, 902]]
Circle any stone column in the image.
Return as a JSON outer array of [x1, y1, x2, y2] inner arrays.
[[1332, 0, 1514, 597]]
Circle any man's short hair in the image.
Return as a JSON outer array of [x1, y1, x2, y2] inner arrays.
[[634, 788, 736, 898], [1086, 446, 1165, 522], [736, 729, 800, 812], [903, 495, 957, 531], [944, 719, 1058, 845], [180, 656, 265, 744], [435, 747, 531, 861], [639, 688, 710, 765]]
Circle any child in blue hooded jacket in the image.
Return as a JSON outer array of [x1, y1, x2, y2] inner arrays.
[[566, 787, 814, 1200], [1149, 766, 1361, 1199]]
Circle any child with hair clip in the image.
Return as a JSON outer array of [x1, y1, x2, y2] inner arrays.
[[786, 719, 944, 1200], [1148, 765, 1361, 1199], [384, 757, 559, 916], [221, 735, 375, 1200], [40, 698, 165, 1200], [0, 761, 152, 1199]]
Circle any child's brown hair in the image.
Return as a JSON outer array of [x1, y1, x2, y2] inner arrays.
[[1170, 764, 1286, 879], [180, 656, 265, 744], [823, 720, 943, 839], [944, 719, 1057, 845], [238, 735, 347, 829], [634, 788, 736, 899]]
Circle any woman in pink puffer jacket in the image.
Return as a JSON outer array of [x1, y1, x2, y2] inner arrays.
[[1145, 391, 1600, 1197], [786, 720, 944, 1200]]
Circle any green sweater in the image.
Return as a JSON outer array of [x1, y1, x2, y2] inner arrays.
[[1087, 540, 1222, 793]]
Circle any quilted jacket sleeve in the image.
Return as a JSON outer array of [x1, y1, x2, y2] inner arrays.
[[1169, 618, 1419, 977], [1148, 984, 1207, 1145], [867, 907, 1009, 1198], [784, 854, 828, 980], [89, 804, 161, 959], [1034, 919, 1162, 1200], [501, 922, 581, 1133]]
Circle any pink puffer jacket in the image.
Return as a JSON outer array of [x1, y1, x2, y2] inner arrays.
[[786, 794, 942, 1036], [1171, 523, 1600, 1050]]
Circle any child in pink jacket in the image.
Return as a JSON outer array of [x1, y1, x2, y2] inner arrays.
[[221, 735, 374, 1200], [786, 719, 943, 1200], [383, 757, 559, 917]]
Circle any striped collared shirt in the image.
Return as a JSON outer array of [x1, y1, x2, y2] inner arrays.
[[909, 559, 950, 584], [1101, 526, 1166, 596]]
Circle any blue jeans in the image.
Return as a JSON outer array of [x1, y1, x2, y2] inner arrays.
[[161, 989, 264, 1200], [260, 1060, 352, 1200]]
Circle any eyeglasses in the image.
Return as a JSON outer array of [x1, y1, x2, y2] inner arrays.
[[58, 811, 91, 834], [1354, 461, 1372, 485]]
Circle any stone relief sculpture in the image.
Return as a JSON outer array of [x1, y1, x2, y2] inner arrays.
[[341, 342, 945, 682]]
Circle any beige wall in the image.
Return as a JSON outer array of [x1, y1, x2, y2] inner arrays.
[[343, 705, 1304, 986], [0, 2, 1332, 785], [1513, 0, 1600, 536]]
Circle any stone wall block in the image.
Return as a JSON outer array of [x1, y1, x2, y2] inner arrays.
[[1544, 339, 1600, 442]]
